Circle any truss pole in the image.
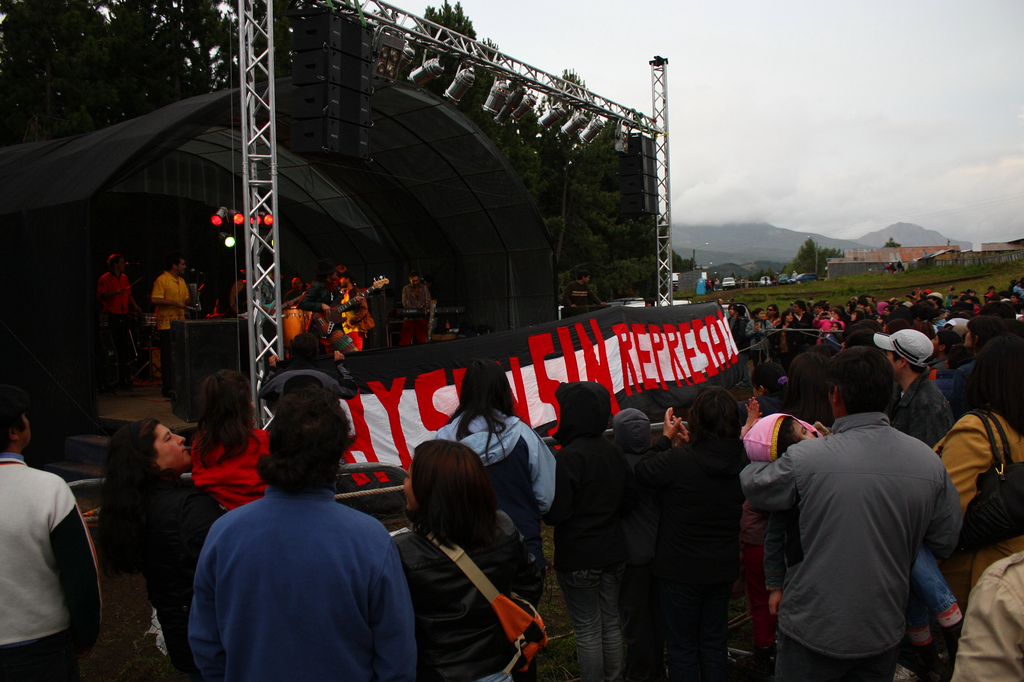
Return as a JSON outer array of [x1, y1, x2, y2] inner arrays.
[[650, 57, 673, 307], [238, 0, 282, 425]]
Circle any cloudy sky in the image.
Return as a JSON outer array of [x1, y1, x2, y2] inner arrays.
[[409, 0, 1024, 244]]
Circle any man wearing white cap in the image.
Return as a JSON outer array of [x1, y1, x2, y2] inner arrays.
[[874, 329, 954, 448]]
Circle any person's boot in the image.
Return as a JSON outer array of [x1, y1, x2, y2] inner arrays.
[[942, 621, 963, 668], [914, 642, 952, 682], [736, 645, 775, 677]]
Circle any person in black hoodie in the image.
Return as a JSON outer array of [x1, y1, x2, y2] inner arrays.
[[634, 386, 748, 682], [258, 332, 358, 405], [544, 381, 635, 682]]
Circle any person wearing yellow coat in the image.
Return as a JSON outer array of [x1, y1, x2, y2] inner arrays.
[[936, 335, 1024, 608]]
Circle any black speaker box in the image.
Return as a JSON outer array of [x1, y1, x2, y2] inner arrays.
[[619, 173, 658, 196], [620, 193, 659, 216], [292, 13, 372, 59], [625, 133, 656, 157], [291, 49, 372, 90], [291, 118, 370, 158], [169, 320, 242, 423], [292, 83, 372, 125]]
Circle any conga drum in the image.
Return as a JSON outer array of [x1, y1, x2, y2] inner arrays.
[[282, 308, 309, 349]]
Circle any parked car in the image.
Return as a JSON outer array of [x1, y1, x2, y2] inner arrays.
[[759, 276, 774, 286], [777, 274, 791, 285], [722, 277, 736, 289], [792, 273, 819, 284], [607, 297, 646, 307]]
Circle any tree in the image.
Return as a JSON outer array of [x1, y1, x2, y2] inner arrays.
[[883, 237, 901, 248], [786, 238, 843, 277]]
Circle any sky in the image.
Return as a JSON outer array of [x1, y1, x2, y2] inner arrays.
[[409, 0, 1024, 244]]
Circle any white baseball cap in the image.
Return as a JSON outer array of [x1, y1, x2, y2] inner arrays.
[[873, 330, 933, 369]]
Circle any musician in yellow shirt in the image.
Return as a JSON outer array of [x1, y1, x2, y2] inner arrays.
[[150, 252, 192, 399]]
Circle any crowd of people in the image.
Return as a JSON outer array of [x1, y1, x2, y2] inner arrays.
[[2, 276, 1024, 682]]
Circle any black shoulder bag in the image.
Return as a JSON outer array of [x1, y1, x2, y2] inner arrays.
[[958, 409, 1024, 551]]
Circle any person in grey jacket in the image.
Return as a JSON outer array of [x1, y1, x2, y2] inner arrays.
[[741, 347, 962, 681]]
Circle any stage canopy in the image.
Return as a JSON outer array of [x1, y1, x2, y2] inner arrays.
[[0, 79, 554, 463]]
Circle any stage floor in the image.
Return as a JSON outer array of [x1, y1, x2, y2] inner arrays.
[[96, 383, 196, 433]]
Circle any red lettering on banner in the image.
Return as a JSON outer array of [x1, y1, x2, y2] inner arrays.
[[577, 319, 620, 412], [414, 369, 449, 432], [694, 319, 721, 375], [452, 366, 468, 393], [367, 376, 412, 468], [680, 321, 710, 382], [631, 324, 658, 390], [705, 316, 729, 368], [715, 312, 739, 358], [647, 325, 669, 390], [528, 332, 561, 426], [344, 394, 379, 463], [613, 323, 641, 395], [508, 356, 532, 423], [557, 326, 581, 382], [662, 325, 691, 386]]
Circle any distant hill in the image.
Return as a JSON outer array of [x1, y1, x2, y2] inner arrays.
[[673, 221, 971, 267], [855, 222, 972, 250]]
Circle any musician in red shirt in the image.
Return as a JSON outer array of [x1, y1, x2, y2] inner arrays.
[[399, 271, 432, 346], [96, 254, 142, 389]]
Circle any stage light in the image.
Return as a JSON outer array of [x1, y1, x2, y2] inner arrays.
[[482, 80, 511, 114], [614, 121, 631, 153], [374, 31, 409, 81], [494, 86, 526, 124], [219, 232, 236, 248], [493, 105, 512, 125], [409, 58, 443, 87], [262, 213, 274, 226], [210, 207, 229, 226], [232, 212, 244, 225], [511, 93, 536, 121], [561, 112, 588, 137], [539, 105, 566, 129], [444, 68, 475, 102], [579, 116, 605, 143]]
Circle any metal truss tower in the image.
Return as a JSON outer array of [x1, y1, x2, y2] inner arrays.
[[650, 56, 674, 307], [238, 0, 282, 425]]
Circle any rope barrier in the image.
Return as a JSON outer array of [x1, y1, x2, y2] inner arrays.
[[334, 484, 404, 500]]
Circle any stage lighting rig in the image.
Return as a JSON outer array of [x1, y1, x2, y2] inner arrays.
[[219, 232, 236, 248], [539, 105, 566, 129], [510, 93, 536, 121], [579, 116, 605, 143], [374, 30, 409, 81], [561, 111, 588, 137], [409, 58, 443, 87], [444, 67, 475, 102], [210, 207, 229, 226], [482, 80, 511, 114]]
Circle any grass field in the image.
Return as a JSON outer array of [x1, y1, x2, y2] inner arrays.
[[684, 260, 1023, 310]]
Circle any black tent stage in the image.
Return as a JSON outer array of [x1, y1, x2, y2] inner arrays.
[[0, 79, 555, 467]]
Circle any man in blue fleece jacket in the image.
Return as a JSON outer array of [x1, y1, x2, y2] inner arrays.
[[189, 387, 416, 682]]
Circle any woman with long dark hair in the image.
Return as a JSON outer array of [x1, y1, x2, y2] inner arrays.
[[97, 419, 224, 681], [190, 370, 268, 510], [937, 335, 1024, 608], [634, 386, 748, 682], [394, 440, 543, 682], [435, 359, 555, 571], [774, 308, 801, 370], [780, 351, 835, 428]]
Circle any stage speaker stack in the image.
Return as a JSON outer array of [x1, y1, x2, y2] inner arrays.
[[169, 320, 242, 423], [290, 11, 373, 158], [618, 133, 659, 216]]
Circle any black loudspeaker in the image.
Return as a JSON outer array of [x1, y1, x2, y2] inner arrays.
[[169, 320, 242, 422], [618, 132, 659, 216], [96, 330, 118, 389], [290, 11, 373, 158]]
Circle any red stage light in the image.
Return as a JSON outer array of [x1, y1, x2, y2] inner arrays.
[[262, 214, 274, 226], [233, 212, 244, 225], [211, 207, 229, 226]]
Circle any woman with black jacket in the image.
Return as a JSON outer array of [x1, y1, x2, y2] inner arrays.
[[96, 419, 225, 681], [634, 386, 748, 682], [394, 440, 543, 682]]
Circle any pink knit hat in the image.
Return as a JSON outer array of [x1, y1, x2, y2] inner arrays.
[[743, 413, 819, 462]]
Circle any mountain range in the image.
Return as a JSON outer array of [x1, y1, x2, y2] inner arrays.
[[672, 222, 971, 276]]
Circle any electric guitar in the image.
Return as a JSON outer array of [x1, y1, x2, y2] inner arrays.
[[311, 277, 388, 338]]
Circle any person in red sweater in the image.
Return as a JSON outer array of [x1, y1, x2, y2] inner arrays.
[[190, 370, 269, 510]]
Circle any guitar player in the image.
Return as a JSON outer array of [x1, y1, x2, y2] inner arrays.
[[297, 259, 356, 354], [336, 264, 375, 351]]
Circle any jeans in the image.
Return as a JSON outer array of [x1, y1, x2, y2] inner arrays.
[[660, 579, 731, 682], [0, 630, 79, 682], [905, 544, 958, 629], [776, 631, 899, 682], [557, 563, 626, 682]]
